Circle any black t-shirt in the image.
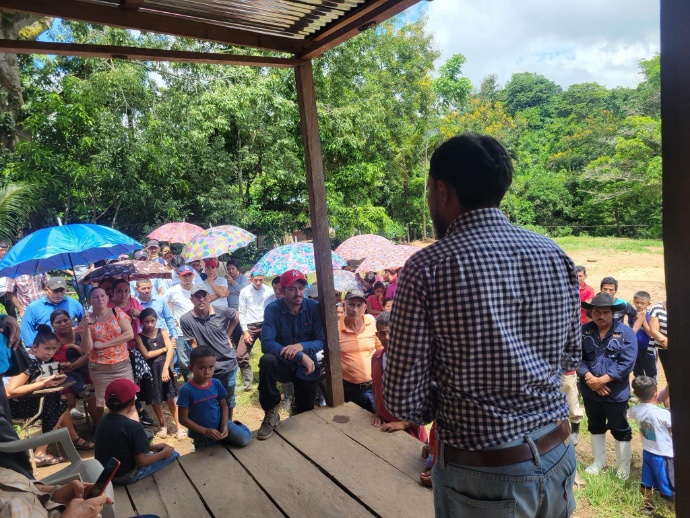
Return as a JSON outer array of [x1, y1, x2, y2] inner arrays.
[[94, 413, 150, 476]]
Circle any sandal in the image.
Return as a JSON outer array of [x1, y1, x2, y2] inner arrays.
[[155, 427, 168, 439], [72, 437, 95, 450], [419, 467, 432, 488], [35, 453, 64, 467], [176, 428, 188, 440]]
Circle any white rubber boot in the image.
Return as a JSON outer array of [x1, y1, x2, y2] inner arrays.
[[585, 434, 607, 474], [615, 440, 632, 479]]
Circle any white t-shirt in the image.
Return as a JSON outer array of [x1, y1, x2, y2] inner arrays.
[[628, 403, 673, 457], [163, 284, 194, 335], [205, 277, 229, 308]]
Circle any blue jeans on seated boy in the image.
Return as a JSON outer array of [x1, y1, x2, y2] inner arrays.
[[193, 420, 252, 450], [113, 451, 180, 485], [433, 422, 576, 518]]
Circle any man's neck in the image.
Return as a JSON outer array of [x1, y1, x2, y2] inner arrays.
[[193, 306, 214, 319], [284, 299, 301, 315], [181, 284, 193, 292], [139, 295, 151, 303]]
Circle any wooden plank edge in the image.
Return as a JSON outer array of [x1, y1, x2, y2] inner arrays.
[[0, 39, 303, 68]]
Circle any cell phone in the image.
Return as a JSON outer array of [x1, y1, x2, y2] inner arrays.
[[86, 457, 120, 499]]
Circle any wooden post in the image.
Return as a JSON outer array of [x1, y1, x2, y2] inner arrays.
[[660, 0, 689, 513], [295, 61, 344, 407]]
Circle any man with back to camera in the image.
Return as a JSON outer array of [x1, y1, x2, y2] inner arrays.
[[384, 133, 581, 518]]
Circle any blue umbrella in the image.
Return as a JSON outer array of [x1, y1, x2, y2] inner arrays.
[[0, 224, 142, 278], [250, 242, 346, 277]]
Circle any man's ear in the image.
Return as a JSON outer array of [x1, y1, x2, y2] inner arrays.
[[436, 179, 450, 207]]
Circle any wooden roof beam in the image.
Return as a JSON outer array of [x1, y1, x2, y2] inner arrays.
[[120, 0, 146, 11], [0, 0, 304, 54], [0, 39, 303, 68], [297, 0, 422, 60]]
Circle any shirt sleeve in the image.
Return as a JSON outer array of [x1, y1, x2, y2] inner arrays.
[[214, 378, 228, 400], [238, 289, 248, 331], [161, 302, 177, 339], [561, 262, 582, 372], [260, 304, 284, 357], [177, 385, 191, 408], [130, 423, 151, 456], [625, 303, 638, 321], [383, 264, 434, 424], [180, 314, 194, 341], [19, 307, 36, 347]]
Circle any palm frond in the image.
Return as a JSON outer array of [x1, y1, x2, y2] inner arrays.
[[0, 182, 37, 244]]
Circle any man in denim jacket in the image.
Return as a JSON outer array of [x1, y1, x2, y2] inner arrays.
[[257, 269, 324, 440], [577, 292, 637, 479]]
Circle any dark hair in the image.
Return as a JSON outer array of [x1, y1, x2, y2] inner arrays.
[[226, 258, 241, 269], [272, 276, 281, 286], [634, 291, 651, 301], [376, 311, 391, 329], [105, 397, 135, 412], [429, 133, 513, 211], [576, 266, 587, 274], [112, 279, 129, 290], [139, 308, 158, 322], [49, 309, 70, 325], [364, 272, 376, 283], [373, 282, 385, 292], [136, 278, 152, 286], [33, 324, 58, 347], [600, 277, 618, 291], [171, 255, 185, 268], [631, 376, 657, 402], [190, 346, 216, 366], [383, 298, 393, 306], [0, 241, 9, 249]]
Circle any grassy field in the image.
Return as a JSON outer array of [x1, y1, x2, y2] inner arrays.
[[553, 236, 664, 254]]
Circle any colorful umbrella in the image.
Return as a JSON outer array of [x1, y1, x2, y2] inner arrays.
[[309, 270, 361, 293], [182, 225, 256, 262], [251, 242, 346, 277], [80, 260, 172, 285], [355, 244, 420, 274], [0, 223, 141, 278], [148, 222, 204, 244], [335, 234, 393, 261]]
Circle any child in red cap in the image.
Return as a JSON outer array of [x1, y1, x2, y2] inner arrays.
[[94, 379, 178, 485]]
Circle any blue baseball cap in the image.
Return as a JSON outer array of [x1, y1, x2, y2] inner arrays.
[[178, 265, 194, 276]]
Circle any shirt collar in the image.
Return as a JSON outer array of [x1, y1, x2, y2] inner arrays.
[[279, 298, 307, 316], [192, 306, 216, 320], [446, 208, 509, 236]]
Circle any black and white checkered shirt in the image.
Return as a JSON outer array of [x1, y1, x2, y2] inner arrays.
[[383, 208, 581, 450]]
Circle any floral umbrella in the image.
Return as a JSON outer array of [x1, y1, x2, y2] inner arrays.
[[147, 222, 204, 244], [306, 269, 361, 293], [80, 260, 172, 285], [355, 244, 420, 274], [182, 225, 256, 262], [335, 234, 393, 261], [251, 242, 346, 277]]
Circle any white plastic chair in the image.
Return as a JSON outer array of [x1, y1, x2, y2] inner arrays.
[[0, 428, 115, 518]]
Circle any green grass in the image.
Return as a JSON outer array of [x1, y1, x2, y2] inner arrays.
[[553, 236, 664, 254]]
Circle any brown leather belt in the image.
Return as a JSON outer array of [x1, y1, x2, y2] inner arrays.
[[442, 420, 571, 468]]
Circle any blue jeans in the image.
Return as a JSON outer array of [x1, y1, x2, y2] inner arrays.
[[175, 337, 192, 378], [193, 420, 252, 450], [214, 368, 237, 409], [113, 451, 180, 485], [433, 423, 576, 518], [342, 381, 375, 414]]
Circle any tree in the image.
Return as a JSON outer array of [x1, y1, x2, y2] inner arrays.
[[0, 182, 36, 243], [434, 54, 472, 112], [501, 72, 562, 118]]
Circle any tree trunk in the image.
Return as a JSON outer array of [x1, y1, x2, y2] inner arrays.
[[0, 14, 41, 150]]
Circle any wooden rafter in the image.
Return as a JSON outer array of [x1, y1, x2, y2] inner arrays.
[[120, 0, 146, 11], [0, 39, 302, 67], [297, 0, 422, 59], [0, 0, 304, 54]]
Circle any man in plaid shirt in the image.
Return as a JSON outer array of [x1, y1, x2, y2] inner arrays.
[[6, 274, 47, 320], [384, 134, 581, 517]]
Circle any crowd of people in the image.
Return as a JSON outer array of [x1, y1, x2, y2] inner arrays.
[[0, 133, 675, 517]]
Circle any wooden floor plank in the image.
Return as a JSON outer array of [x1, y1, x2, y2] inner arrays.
[[113, 484, 135, 518], [313, 403, 429, 483], [126, 460, 211, 518], [277, 409, 433, 517], [178, 444, 282, 517], [232, 431, 373, 517]]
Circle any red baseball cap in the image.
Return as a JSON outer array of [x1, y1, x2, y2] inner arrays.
[[280, 269, 307, 288], [105, 378, 139, 403], [204, 258, 218, 268]]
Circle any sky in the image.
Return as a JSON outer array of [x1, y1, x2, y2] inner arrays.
[[413, 0, 660, 90]]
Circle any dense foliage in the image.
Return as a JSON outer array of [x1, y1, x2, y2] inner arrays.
[[0, 16, 662, 245]]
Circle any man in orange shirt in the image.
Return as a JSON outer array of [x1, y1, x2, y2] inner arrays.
[[338, 289, 378, 413]]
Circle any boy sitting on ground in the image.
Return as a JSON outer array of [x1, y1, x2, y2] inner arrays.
[[370, 312, 428, 443], [177, 346, 252, 450], [631, 291, 655, 379], [628, 376, 674, 514]]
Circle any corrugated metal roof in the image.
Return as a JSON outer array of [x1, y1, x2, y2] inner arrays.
[[78, 0, 367, 39]]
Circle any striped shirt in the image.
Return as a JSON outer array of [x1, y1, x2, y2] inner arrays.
[[383, 208, 581, 450], [649, 302, 667, 347]]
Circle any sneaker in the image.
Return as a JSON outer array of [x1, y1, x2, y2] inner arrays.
[[139, 410, 155, 426], [257, 406, 281, 440], [70, 408, 85, 420]]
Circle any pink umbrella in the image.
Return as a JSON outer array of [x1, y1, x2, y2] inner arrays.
[[335, 234, 393, 261], [355, 245, 420, 274], [148, 222, 204, 244]]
